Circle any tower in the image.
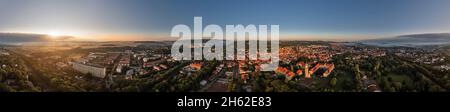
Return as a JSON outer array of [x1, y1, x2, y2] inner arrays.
[[305, 64, 311, 78]]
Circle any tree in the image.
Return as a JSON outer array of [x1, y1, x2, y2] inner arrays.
[[342, 79, 354, 90], [228, 82, 236, 92], [265, 87, 274, 92], [389, 86, 396, 92], [387, 77, 393, 82], [381, 78, 391, 91], [375, 71, 382, 79], [0, 83, 14, 92], [123, 85, 139, 92], [329, 77, 338, 88], [354, 64, 363, 91]]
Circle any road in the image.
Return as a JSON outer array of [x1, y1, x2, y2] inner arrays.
[[197, 65, 226, 92]]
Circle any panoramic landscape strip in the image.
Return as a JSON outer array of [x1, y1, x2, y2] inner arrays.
[[0, 0, 449, 93]]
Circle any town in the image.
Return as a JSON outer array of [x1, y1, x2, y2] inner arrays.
[[0, 40, 449, 92]]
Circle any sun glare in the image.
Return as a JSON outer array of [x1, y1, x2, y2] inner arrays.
[[48, 31, 61, 37]]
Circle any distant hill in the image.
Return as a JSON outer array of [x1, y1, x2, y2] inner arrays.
[[0, 33, 74, 45], [358, 33, 450, 47]]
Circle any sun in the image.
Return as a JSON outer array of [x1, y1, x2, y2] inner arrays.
[[48, 31, 62, 37]]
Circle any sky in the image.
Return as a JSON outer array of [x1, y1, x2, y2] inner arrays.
[[1, 0, 450, 41]]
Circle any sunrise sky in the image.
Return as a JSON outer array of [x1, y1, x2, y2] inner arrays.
[[1, 0, 450, 41]]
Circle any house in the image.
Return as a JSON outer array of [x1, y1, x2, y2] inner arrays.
[[153, 66, 162, 71], [119, 54, 131, 67], [367, 84, 381, 92], [0, 51, 9, 56], [286, 72, 296, 80], [125, 69, 134, 80], [200, 80, 207, 86], [70, 62, 107, 78], [159, 64, 168, 69], [275, 67, 296, 80], [116, 65, 123, 73], [296, 70, 303, 75], [241, 73, 249, 83], [322, 64, 335, 77], [190, 63, 202, 70], [56, 62, 68, 68]]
